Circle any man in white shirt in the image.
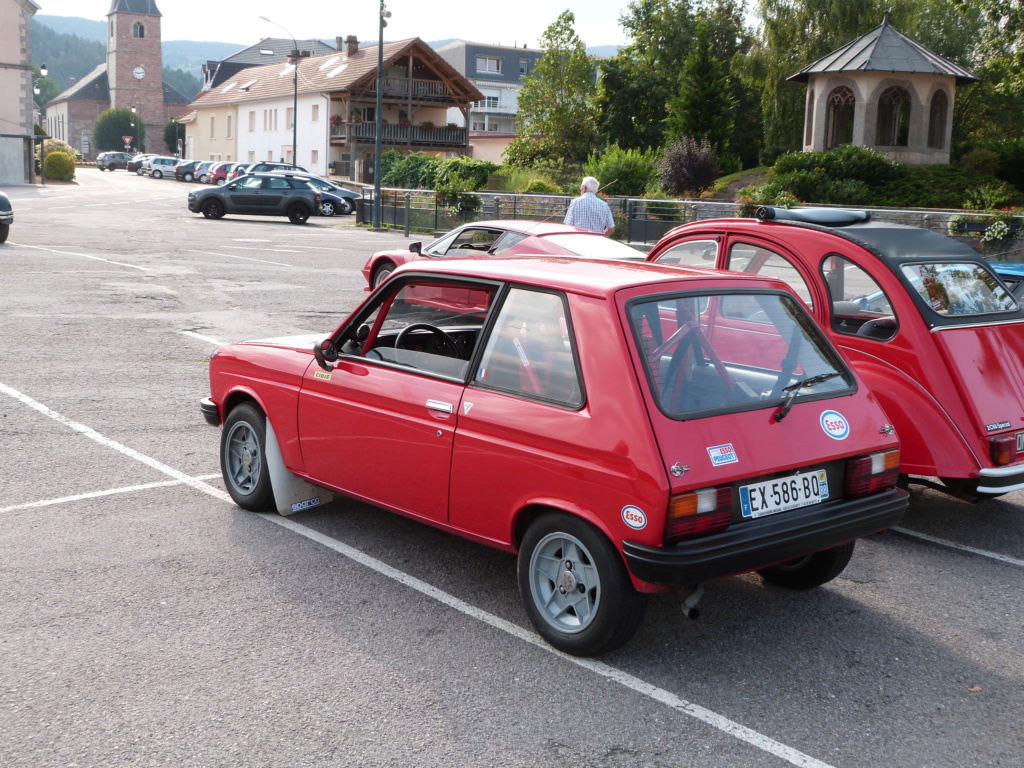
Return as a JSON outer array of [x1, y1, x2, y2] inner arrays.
[[563, 176, 615, 236]]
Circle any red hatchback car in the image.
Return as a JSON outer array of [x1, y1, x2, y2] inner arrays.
[[200, 258, 907, 655], [649, 207, 1024, 500], [361, 220, 645, 288]]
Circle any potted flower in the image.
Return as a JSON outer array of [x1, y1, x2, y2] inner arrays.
[[330, 114, 343, 128], [420, 120, 435, 132], [446, 122, 459, 130]]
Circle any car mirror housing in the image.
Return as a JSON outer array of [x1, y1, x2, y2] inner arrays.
[[410, 242, 422, 255], [312, 338, 338, 371]]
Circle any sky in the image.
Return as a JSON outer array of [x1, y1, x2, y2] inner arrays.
[[31, 0, 635, 49]]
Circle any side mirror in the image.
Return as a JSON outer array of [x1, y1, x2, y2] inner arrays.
[[312, 338, 339, 371], [227, 183, 237, 190], [409, 242, 422, 255]]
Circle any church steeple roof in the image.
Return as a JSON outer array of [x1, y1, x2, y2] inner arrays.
[[107, 0, 161, 16]]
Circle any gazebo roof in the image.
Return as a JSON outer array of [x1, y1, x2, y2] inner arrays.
[[788, 14, 978, 86]]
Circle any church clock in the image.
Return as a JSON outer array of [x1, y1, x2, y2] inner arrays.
[[132, 66, 146, 80]]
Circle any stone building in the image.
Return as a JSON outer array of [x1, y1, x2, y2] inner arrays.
[[0, 0, 40, 184], [43, 0, 191, 158], [789, 13, 978, 165]]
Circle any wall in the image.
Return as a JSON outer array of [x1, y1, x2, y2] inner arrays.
[[0, 0, 39, 184]]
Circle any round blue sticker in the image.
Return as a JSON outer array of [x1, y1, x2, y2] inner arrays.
[[820, 410, 850, 440]]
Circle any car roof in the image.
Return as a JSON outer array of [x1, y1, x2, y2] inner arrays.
[[671, 210, 987, 265], [396, 255, 789, 298]]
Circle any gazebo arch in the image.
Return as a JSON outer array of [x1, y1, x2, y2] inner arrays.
[[927, 89, 948, 149], [825, 86, 856, 148], [875, 86, 911, 146]]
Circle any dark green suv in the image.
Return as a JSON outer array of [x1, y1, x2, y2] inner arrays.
[[187, 173, 322, 224]]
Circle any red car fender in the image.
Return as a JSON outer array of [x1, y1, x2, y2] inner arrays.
[[842, 352, 981, 477]]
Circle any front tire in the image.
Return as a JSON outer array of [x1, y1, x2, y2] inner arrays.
[[0, 223, 9, 243], [287, 203, 310, 224], [319, 200, 337, 216], [201, 199, 225, 219], [757, 541, 855, 589], [518, 512, 646, 656], [337, 197, 355, 215], [221, 403, 276, 511], [372, 263, 394, 288]]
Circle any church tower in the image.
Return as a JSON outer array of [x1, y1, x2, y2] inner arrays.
[[106, 0, 165, 141]]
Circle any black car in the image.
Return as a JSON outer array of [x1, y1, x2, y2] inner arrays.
[[127, 154, 155, 174], [0, 191, 12, 243], [265, 171, 360, 215], [187, 173, 321, 224], [174, 160, 202, 182], [95, 151, 133, 171]]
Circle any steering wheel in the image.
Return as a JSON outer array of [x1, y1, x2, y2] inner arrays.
[[395, 323, 465, 359]]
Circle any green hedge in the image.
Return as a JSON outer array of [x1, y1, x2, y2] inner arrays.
[[43, 151, 76, 181]]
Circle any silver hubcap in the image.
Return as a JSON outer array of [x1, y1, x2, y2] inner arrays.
[[528, 532, 600, 634], [225, 421, 261, 494]]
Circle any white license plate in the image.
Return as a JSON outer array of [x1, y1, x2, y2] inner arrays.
[[740, 470, 829, 519]]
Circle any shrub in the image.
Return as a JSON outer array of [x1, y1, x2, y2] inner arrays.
[[773, 144, 902, 186], [435, 176, 481, 212], [583, 144, 658, 197], [875, 165, 1024, 209], [659, 134, 719, 196], [43, 151, 76, 181], [736, 183, 798, 216], [434, 156, 498, 190], [960, 149, 1001, 176], [758, 146, 790, 167], [521, 179, 562, 194], [956, 138, 1024, 191], [963, 181, 1019, 211]]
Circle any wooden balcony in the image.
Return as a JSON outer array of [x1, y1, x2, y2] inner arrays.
[[367, 77, 455, 102], [330, 123, 468, 147]]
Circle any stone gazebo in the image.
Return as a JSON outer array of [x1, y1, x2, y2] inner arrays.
[[789, 13, 978, 165]]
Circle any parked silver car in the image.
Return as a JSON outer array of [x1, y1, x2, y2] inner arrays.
[[143, 156, 179, 179]]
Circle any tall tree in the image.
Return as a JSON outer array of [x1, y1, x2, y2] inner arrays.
[[665, 21, 736, 154], [504, 11, 599, 167], [92, 108, 144, 152], [597, 0, 697, 150]]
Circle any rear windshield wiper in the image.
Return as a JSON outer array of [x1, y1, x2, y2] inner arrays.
[[774, 372, 842, 422]]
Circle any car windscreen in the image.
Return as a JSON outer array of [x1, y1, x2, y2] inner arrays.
[[629, 291, 852, 419], [542, 234, 645, 260], [900, 262, 1018, 317]]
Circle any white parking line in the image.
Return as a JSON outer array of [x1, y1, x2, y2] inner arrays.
[[180, 330, 227, 346], [0, 379, 833, 768], [0, 475, 221, 514], [18, 244, 153, 272], [187, 249, 292, 267], [891, 527, 1024, 569]]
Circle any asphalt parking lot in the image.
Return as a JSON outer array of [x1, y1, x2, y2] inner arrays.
[[1, 168, 1022, 767]]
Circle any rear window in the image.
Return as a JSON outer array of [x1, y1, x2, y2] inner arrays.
[[629, 291, 852, 419], [900, 262, 1017, 316]]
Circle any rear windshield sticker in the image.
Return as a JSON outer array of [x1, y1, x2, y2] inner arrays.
[[621, 505, 647, 530], [821, 410, 850, 440], [707, 444, 738, 466]]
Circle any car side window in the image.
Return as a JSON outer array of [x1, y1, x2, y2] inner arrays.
[[490, 231, 530, 255], [237, 176, 263, 189], [351, 279, 496, 380], [475, 288, 582, 407], [264, 178, 292, 189], [442, 228, 505, 255], [727, 242, 815, 310], [655, 239, 718, 266], [821, 254, 899, 340]]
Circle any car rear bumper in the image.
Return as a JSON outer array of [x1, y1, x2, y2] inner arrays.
[[976, 464, 1024, 494], [622, 488, 908, 586], [200, 397, 220, 426]]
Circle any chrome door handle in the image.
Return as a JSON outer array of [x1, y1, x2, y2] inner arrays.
[[425, 399, 453, 414]]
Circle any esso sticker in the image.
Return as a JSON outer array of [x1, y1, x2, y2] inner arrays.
[[621, 505, 647, 530], [820, 410, 850, 440]]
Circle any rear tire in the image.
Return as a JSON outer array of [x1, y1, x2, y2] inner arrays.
[[0, 223, 9, 243], [757, 541, 855, 589], [107, 164, 116, 171], [152, 169, 163, 179], [287, 203, 310, 224], [221, 403, 276, 511], [183, 172, 194, 182], [518, 512, 646, 656]]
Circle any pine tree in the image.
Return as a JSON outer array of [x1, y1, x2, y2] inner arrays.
[[665, 21, 736, 154]]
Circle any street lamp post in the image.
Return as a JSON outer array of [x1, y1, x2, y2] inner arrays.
[[259, 16, 307, 167], [34, 63, 48, 185], [373, 1, 391, 230], [130, 104, 139, 154]]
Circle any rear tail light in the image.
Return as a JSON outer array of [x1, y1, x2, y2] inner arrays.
[[665, 487, 732, 544], [990, 434, 1018, 466], [845, 448, 900, 497]]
